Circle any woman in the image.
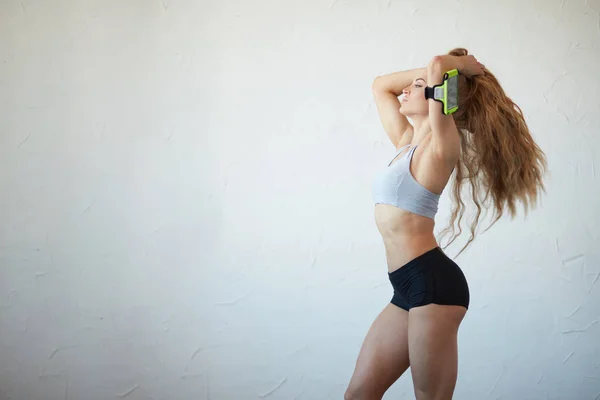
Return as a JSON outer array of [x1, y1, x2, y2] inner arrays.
[[344, 48, 547, 400]]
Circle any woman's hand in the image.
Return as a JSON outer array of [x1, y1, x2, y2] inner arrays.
[[458, 55, 485, 77]]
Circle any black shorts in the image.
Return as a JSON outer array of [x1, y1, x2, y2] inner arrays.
[[388, 247, 470, 311]]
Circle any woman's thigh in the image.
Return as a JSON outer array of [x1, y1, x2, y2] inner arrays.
[[408, 304, 467, 400], [346, 303, 410, 399]]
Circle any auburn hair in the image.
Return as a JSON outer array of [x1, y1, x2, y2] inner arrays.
[[437, 48, 548, 258]]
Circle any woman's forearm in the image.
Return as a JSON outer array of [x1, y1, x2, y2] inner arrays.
[[372, 67, 427, 96]]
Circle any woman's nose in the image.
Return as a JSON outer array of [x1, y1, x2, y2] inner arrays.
[[402, 88, 409, 96]]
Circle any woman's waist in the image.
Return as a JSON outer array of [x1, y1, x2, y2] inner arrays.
[[381, 231, 438, 260], [376, 224, 438, 271], [375, 205, 436, 235]]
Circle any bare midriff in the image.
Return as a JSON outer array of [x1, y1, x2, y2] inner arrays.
[[374, 203, 439, 273]]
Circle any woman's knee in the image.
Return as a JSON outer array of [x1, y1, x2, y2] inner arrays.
[[414, 385, 456, 400], [343, 384, 362, 400], [344, 383, 383, 400]]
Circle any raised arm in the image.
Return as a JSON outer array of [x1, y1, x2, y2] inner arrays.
[[372, 68, 426, 150], [426, 55, 484, 160]]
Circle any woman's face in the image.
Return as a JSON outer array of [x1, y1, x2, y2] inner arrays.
[[399, 76, 429, 117]]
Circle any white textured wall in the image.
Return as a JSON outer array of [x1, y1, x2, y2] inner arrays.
[[1, 0, 599, 399]]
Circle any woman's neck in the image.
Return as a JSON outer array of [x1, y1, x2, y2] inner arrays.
[[410, 116, 432, 145]]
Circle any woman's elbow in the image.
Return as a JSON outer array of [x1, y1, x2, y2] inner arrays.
[[372, 76, 385, 93], [427, 56, 444, 72]]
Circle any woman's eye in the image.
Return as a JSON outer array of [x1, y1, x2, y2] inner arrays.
[[415, 84, 422, 88]]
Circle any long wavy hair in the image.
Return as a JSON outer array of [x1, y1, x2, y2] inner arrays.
[[437, 48, 548, 258]]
